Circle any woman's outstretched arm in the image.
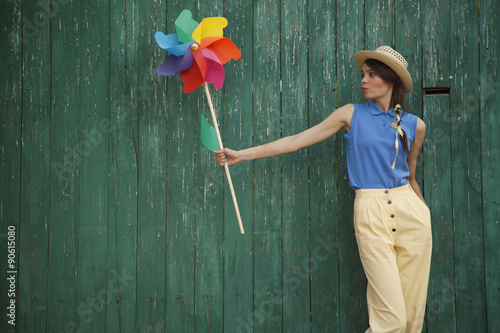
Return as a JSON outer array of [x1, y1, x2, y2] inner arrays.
[[215, 104, 354, 167]]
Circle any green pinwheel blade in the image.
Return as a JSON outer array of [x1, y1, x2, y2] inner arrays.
[[200, 114, 220, 151], [175, 10, 198, 44]]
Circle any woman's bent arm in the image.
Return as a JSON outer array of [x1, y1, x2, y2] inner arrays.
[[215, 104, 354, 166], [407, 118, 426, 202]]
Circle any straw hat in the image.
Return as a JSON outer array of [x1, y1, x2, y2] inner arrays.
[[354, 46, 413, 93]]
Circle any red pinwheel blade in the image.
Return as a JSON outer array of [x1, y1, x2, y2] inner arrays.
[[180, 61, 204, 94], [192, 48, 208, 78]]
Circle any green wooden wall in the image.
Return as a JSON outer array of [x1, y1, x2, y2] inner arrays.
[[0, 0, 498, 332]]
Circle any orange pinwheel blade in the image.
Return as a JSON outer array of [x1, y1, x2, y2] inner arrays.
[[203, 37, 241, 64]]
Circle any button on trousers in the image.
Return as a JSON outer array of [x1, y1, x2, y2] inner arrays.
[[354, 184, 432, 333]]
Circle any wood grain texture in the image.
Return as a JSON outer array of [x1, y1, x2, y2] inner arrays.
[[17, 1, 51, 332], [107, 0, 139, 331], [480, 0, 500, 331], [46, 0, 81, 331], [252, 0, 283, 332], [422, 0, 450, 88], [336, 0, 368, 331], [423, 95, 456, 332], [135, 0, 167, 331], [223, 0, 254, 331], [365, 0, 393, 48], [76, 0, 111, 331], [395, 0, 423, 189], [0, 1, 22, 333], [194, 2, 225, 332], [281, 0, 310, 331], [164, 3, 197, 333], [450, 0, 487, 331], [308, 1, 339, 332]]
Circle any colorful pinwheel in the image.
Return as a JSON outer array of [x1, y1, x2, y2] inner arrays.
[[154, 10, 244, 234], [155, 10, 241, 93]]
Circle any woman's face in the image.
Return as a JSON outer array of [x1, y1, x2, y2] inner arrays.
[[360, 63, 393, 101]]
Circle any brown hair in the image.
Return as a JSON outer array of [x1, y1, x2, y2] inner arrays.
[[364, 58, 410, 155]]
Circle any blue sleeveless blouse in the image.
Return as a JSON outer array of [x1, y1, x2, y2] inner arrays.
[[344, 100, 418, 190]]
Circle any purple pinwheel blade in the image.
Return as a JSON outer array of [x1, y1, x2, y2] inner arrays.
[[155, 52, 194, 76], [178, 51, 194, 72]]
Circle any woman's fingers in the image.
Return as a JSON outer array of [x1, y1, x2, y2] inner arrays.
[[214, 148, 240, 167], [218, 155, 227, 167], [214, 149, 227, 167]]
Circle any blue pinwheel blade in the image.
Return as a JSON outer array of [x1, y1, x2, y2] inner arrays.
[[155, 32, 192, 57], [167, 43, 192, 57], [155, 32, 179, 50]]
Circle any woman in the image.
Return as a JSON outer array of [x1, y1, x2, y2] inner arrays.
[[215, 46, 432, 333]]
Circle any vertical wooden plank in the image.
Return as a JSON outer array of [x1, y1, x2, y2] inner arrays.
[[394, 2, 429, 325], [422, 0, 450, 88], [164, 3, 196, 333], [450, 1, 487, 331], [107, 0, 139, 331], [17, 1, 51, 332], [76, 0, 110, 331], [47, 0, 81, 331], [223, 0, 254, 331], [423, 95, 456, 332], [135, 0, 167, 331], [280, 0, 310, 332], [394, 0, 423, 188], [480, 0, 500, 331], [365, 0, 394, 48], [280, 0, 311, 330], [421, 1, 453, 331], [0, 1, 22, 332], [336, 0, 367, 331], [253, 0, 282, 332], [194, 3, 225, 332], [308, 1, 339, 332]]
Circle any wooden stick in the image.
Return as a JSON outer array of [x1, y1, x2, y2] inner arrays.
[[203, 82, 244, 234]]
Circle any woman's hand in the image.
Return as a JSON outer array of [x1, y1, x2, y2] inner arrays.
[[214, 148, 242, 167]]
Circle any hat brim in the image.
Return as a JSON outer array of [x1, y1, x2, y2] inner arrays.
[[354, 50, 413, 93]]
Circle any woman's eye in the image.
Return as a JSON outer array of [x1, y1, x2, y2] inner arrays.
[[361, 72, 376, 78]]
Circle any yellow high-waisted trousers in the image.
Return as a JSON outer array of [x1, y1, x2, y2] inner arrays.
[[354, 184, 432, 333]]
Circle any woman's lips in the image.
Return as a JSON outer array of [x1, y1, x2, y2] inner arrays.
[[362, 87, 368, 92]]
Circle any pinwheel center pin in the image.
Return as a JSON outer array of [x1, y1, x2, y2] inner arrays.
[[191, 43, 199, 50]]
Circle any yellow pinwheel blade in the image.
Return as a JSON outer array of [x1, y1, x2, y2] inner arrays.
[[191, 17, 228, 43]]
